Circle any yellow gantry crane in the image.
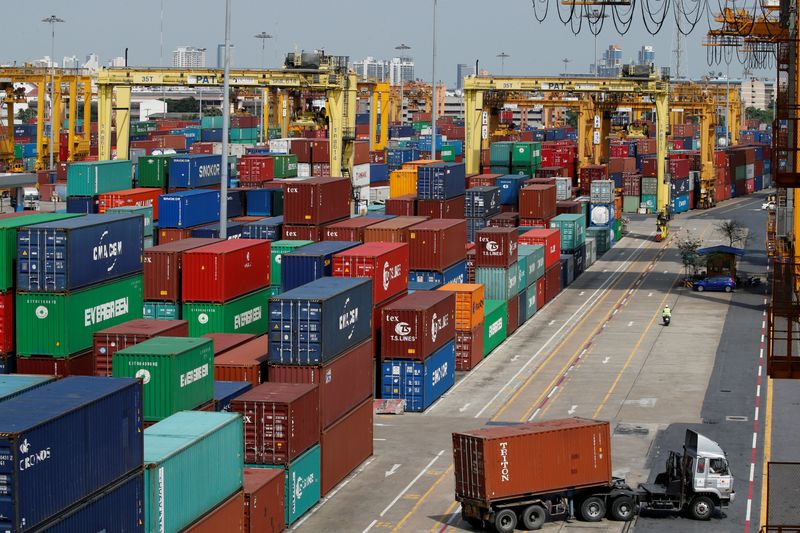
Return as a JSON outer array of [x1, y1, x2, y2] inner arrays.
[[356, 81, 391, 151]]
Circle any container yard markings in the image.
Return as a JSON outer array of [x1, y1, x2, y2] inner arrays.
[[748, 287, 769, 533], [390, 464, 454, 532], [433, 501, 461, 532]]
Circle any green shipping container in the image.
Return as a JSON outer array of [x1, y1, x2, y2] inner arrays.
[[107, 205, 154, 236], [270, 240, 314, 286], [640, 177, 658, 196], [476, 265, 518, 301], [273, 154, 298, 178], [230, 128, 258, 141], [113, 337, 214, 421], [16, 274, 144, 357], [130, 121, 156, 136], [614, 218, 623, 242], [489, 142, 514, 166], [13, 145, 23, 159], [520, 244, 545, 283], [0, 213, 80, 291], [622, 195, 640, 213], [489, 165, 510, 175], [144, 301, 180, 320], [516, 255, 528, 292], [201, 116, 225, 129], [483, 299, 508, 357], [67, 160, 133, 196], [512, 142, 542, 166], [511, 165, 535, 178], [137, 154, 174, 189], [183, 287, 270, 336], [262, 444, 322, 525], [439, 146, 456, 162], [549, 213, 586, 251], [524, 283, 537, 320], [586, 227, 611, 254], [144, 411, 243, 533], [412, 121, 431, 132], [640, 194, 657, 211], [268, 127, 282, 140]]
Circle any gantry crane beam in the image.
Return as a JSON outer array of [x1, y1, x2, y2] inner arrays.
[[96, 67, 357, 177], [709, 8, 786, 41], [357, 81, 391, 151]]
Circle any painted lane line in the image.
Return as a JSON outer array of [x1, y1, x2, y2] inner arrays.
[[548, 320, 556, 326], [579, 291, 585, 296], [458, 403, 472, 413], [528, 408, 541, 421], [602, 357, 610, 364], [379, 450, 445, 518], [363, 520, 377, 533], [374, 438, 387, 441], [546, 386, 558, 399], [385, 464, 402, 477]]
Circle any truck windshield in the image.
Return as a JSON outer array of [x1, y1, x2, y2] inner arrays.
[[709, 458, 729, 475]]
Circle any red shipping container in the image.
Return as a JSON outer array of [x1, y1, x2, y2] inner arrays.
[[385, 195, 417, 216], [468, 174, 502, 188], [544, 262, 561, 304], [745, 178, 755, 194], [0, 292, 11, 355], [363, 216, 429, 243], [310, 140, 330, 163], [417, 196, 465, 219], [93, 319, 189, 376], [519, 185, 557, 220], [381, 291, 455, 360], [244, 468, 286, 533], [270, 339, 372, 430], [370, 151, 387, 164], [475, 227, 518, 268], [231, 115, 259, 128], [556, 200, 582, 216], [622, 175, 641, 196], [333, 242, 409, 305], [488, 212, 519, 228], [320, 398, 373, 496], [156, 134, 187, 151], [324, 217, 382, 242], [283, 177, 351, 225], [204, 332, 256, 356], [157, 227, 194, 243], [506, 295, 519, 336], [182, 240, 270, 302], [668, 159, 690, 179], [189, 142, 215, 155], [183, 491, 244, 533], [282, 223, 325, 242], [289, 139, 312, 163], [455, 324, 484, 371], [144, 238, 221, 302], [229, 382, 320, 465], [536, 276, 546, 312], [56, 161, 69, 181], [131, 140, 160, 155], [214, 336, 270, 387], [238, 156, 275, 182], [372, 290, 408, 360], [407, 219, 467, 271], [640, 157, 657, 177], [353, 141, 370, 165], [16, 350, 95, 376], [97, 188, 161, 218], [311, 162, 331, 177], [519, 228, 561, 268]]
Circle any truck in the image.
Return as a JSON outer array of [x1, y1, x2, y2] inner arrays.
[[452, 418, 735, 532]]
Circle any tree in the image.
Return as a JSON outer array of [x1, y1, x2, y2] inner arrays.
[[16, 108, 36, 122], [203, 107, 222, 117], [164, 97, 199, 113], [715, 219, 748, 248], [677, 234, 703, 276], [745, 106, 772, 124], [565, 110, 578, 129]]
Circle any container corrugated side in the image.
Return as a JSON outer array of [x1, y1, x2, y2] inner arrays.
[[281, 241, 360, 292], [183, 287, 270, 337], [475, 265, 519, 301], [269, 240, 314, 287], [243, 468, 286, 533], [260, 444, 321, 526], [181, 240, 271, 303], [380, 340, 455, 412], [93, 319, 190, 376], [0, 374, 55, 401], [381, 291, 455, 360], [213, 336, 269, 387], [320, 398, 373, 496], [66, 160, 133, 196], [182, 490, 244, 533], [144, 238, 221, 302], [483, 300, 507, 356]]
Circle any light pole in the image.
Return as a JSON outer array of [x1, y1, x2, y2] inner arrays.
[[254, 32, 273, 144], [395, 43, 411, 125], [497, 52, 510, 76], [197, 47, 206, 123], [42, 15, 64, 170], [584, 9, 607, 77], [431, 0, 438, 159], [219, 0, 231, 238], [561, 58, 571, 76]]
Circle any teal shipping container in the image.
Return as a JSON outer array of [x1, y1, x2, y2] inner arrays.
[[0, 374, 54, 401], [476, 264, 518, 301], [144, 301, 180, 320], [518, 244, 544, 285], [67, 160, 133, 196], [586, 227, 611, 254], [144, 411, 243, 533], [107, 205, 154, 236], [549, 213, 586, 251], [262, 444, 322, 525], [201, 116, 224, 129], [489, 142, 514, 166], [524, 283, 537, 320], [640, 194, 657, 211], [516, 257, 527, 293]]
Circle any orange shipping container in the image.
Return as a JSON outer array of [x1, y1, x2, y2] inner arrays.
[[182, 491, 244, 533], [438, 283, 485, 330], [389, 169, 418, 197], [98, 188, 162, 218]]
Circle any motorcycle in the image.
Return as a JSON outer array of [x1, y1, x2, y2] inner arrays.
[[662, 315, 670, 326]]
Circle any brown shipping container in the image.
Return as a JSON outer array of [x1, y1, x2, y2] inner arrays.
[[16, 350, 95, 376], [214, 336, 270, 387], [204, 333, 257, 356], [519, 185, 557, 220], [320, 398, 373, 496], [324, 217, 383, 242], [384, 195, 417, 216], [363, 216, 429, 243], [244, 468, 286, 533], [452, 418, 613, 505], [506, 296, 519, 336], [144, 238, 222, 301], [455, 324, 484, 371], [229, 382, 320, 465], [157, 227, 194, 244], [382, 291, 455, 360], [183, 491, 244, 533], [407, 219, 467, 271], [269, 339, 373, 430], [282, 223, 324, 242], [93, 319, 189, 376], [282, 177, 352, 225], [417, 196, 465, 219], [544, 262, 561, 305], [474, 227, 518, 268], [488, 212, 519, 228]]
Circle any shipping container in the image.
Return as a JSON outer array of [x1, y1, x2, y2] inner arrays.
[[183, 287, 271, 336], [416, 196, 465, 219], [14, 350, 95, 377], [407, 219, 467, 271], [245, 188, 282, 217], [384, 195, 417, 216], [475, 227, 518, 268], [549, 213, 586, 251], [331, 242, 408, 305], [204, 332, 257, 356], [189, 220, 245, 240], [506, 295, 519, 336], [242, 216, 284, 241], [455, 323, 484, 370], [475, 265, 519, 301], [523, 282, 538, 320], [107, 205, 154, 237], [269, 339, 372, 430], [281, 240, 360, 292], [158, 189, 221, 229], [214, 380, 252, 411], [0, 374, 55, 401], [517, 244, 543, 287], [0, 376, 143, 531], [282, 177, 351, 225], [363, 216, 429, 243], [320, 398, 373, 496], [66, 160, 133, 196], [464, 187, 501, 219], [496, 175, 527, 205], [168, 155, 223, 188], [545, 262, 562, 304], [519, 185, 557, 221], [324, 216, 382, 241], [17, 214, 144, 292], [143, 238, 221, 302], [243, 468, 286, 533], [381, 340, 455, 411], [182, 240, 271, 302], [144, 412, 243, 533], [213, 336, 269, 387], [137, 154, 173, 188], [483, 300, 507, 357], [182, 491, 244, 533], [438, 283, 484, 331], [519, 228, 560, 269], [97, 187, 161, 218], [259, 444, 321, 525], [93, 318, 188, 376], [269, 240, 314, 287], [381, 291, 455, 360], [230, 382, 319, 465], [66, 196, 99, 214], [452, 419, 612, 506], [0, 290, 12, 354], [409, 260, 467, 287]]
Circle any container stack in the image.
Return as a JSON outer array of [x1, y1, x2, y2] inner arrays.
[[65, 160, 133, 214], [519, 228, 562, 309], [519, 183, 557, 227], [107, 204, 155, 247], [407, 219, 468, 290], [93, 318, 189, 376], [464, 186, 501, 242], [550, 213, 587, 284], [669, 159, 691, 214], [473, 226, 519, 344], [438, 283, 485, 370], [516, 243, 544, 323], [281, 176, 351, 241], [280, 240, 360, 292], [588, 179, 616, 255]]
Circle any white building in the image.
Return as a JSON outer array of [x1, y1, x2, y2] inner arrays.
[[32, 56, 55, 68], [389, 57, 414, 85], [741, 78, 775, 110], [62, 56, 79, 69], [173, 47, 206, 68], [108, 56, 126, 67], [83, 53, 100, 72]]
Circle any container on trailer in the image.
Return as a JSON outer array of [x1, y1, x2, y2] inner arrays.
[[381, 290, 455, 360], [438, 283, 484, 331], [17, 214, 144, 292], [143, 300, 181, 320], [244, 468, 286, 533], [214, 380, 252, 411], [407, 218, 467, 271], [182, 491, 244, 533], [213, 336, 269, 387], [261, 444, 321, 525], [93, 318, 189, 376], [158, 189, 221, 228], [549, 213, 586, 251], [107, 205, 153, 236], [168, 155, 223, 188], [67, 160, 133, 196], [229, 382, 319, 465], [464, 186, 501, 218], [16, 274, 144, 357], [268, 339, 372, 430], [324, 217, 383, 241], [452, 418, 612, 505], [519, 228, 560, 268], [483, 299, 507, 357], [0, 376, 143, 532], [381, 340, 455, 411], [203, 332, 257, 356], [144, 238, 221, 302], [455, 323, 484, 370], [14, 350, 95, 376], [281, 240, 360, 292], [182, 240, 271, 302], [143, 411, 243, 533], [363, 216, 429, 243], [282, 177, 351, 225], [183, 286, 271, 336], [320, 398, 373, 496], [97, 187, 161, 218], [475, 265, 519, 301], [270, 239, 314, 287], [242, 216, 284, 241], [475, 227, 518, 268]]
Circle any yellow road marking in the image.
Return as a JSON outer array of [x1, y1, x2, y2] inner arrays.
[[391, 465, 454, 532], [432, 501, 460, 533], [759, 377, 773, 528]]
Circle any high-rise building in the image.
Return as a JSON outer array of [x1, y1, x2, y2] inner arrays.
[[83, 53, 100, 72], [217, 44, 234, 69], [389, 57, 414, 85], [173, 47, 205, 68], [32, 57, 55, 68], [742, 78, 775, 110], [62, 56, 79, 69], [353, 57, 389, 82], [637, 46, 655, 66], [456, 64, 472, 90], [594, 44, 623, 77], [109, 56, 126, 67]]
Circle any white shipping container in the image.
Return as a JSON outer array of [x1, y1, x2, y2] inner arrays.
[[354, 185, 370, 214], [353, 163, 371, 187], [746, 164, 755, 180], [585, 237, 596, 267], [297, 163, 312, 177], [370, 186, 390, 204], [555, 177, 572, 201], [268, 138, 291, 154]]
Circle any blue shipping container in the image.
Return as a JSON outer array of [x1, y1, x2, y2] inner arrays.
[[190, 221, 245, 240], [225, 189, 245, 218], [245, 189, 277, 217], [495, 175, 527, 205], [66, 195, 98, 214], [380, 340, 456, 412], [467, 218, 489, 243], [370, 163, 389, 184], [168, 155, 222, 189], [200, 128, 224, 142], [671, 177, 689, 196], [17, 214, 144, 292], [0, 355, 15, 374], [281, 241, 360, 292], [0, 375, 54, 402], [417, 163, 466, 200], [213, 381, 252, 412], [409, 279, 442, 292], [158, 189, 221, 228], [0, 376, 143, 532], [464, 187, 501, 219], [672, 194, 690, 213], [269, 277, 373, 364], [409, 260, 467, 286], [241, 216, 283, 241]]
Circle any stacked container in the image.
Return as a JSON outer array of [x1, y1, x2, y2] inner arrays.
[[474, 227, 519, 307], [280, 240, 360, 292], [464, 186, 501, 242], [93, 318, 189, 376], [407, 219, 467, 290], [282, 177, 351, 238], [550, 213, 587, 279], [438, 283, 484, 370], [519, 228, 562, 309], [519, 184, 557, 226]]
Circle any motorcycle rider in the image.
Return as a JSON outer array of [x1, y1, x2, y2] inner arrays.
[[662, 305, 672, 322]]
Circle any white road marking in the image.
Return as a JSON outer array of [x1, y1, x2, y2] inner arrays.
[[528, 408, 542, 421], [546, 386, 558, 399], [579, 291, 585, 296], [458, 403, 472, 413], [628, 321, 634, 327], [548, 320, 556, 326], [385, 464, 401, 477], [379, 450, 445, 517], [510, 355, 520, 362], [752, 432, 758, 449], [568, 405, 577, 415], [374, 438, 387, 441], [602, 357, 610, 364], [363, 520, 377, 533], [648, 292, 653, 297]]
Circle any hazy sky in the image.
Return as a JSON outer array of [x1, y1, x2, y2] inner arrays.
[[3, 0, 767, 83]]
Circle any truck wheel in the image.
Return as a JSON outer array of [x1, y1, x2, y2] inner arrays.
[[610, 496, 635, 521], [493, 509, 517, 533], [579, 496, 606, 522], [521, 504, 547, 530], [688, 496, 714, 520]]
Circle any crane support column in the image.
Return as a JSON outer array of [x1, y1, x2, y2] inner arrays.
[[655, 92, 670, 214], [328, 88, 345, 177], [98, 85, 113, 161], [67, 78, 77, 162], [114, 86, 132, 161], [699, 110, 715, 207], [262, 88, 269, 143], [35, 80, 46, 170], [464, 87, 483, 175]]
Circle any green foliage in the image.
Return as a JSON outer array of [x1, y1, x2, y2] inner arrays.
[[565, 110, 578, 129], [15, 108, 36, 122], [745, 106, 773, 124], [677, 233, 703, 276], [715, 219, 748, 248]]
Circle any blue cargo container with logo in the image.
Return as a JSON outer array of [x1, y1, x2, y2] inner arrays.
[[0, 376, 143, 532], [268, 277, 373, 364], [672, 194, 690, 214], [409, 260, 467, 286], [464, 186, 501, 218], [417, 163, 466, 200], [17, 214, 144, 292], [241, 216, 283, 240], [190, 221, 245, 240], [281, 241, 360, 292], [213, 381, 252, 411], [158, 189, 221, 228], [496, 175, 527, 205], [245, 189, 278, 217], [168, 155, 223, 189], [380, 340, 455, 412]]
